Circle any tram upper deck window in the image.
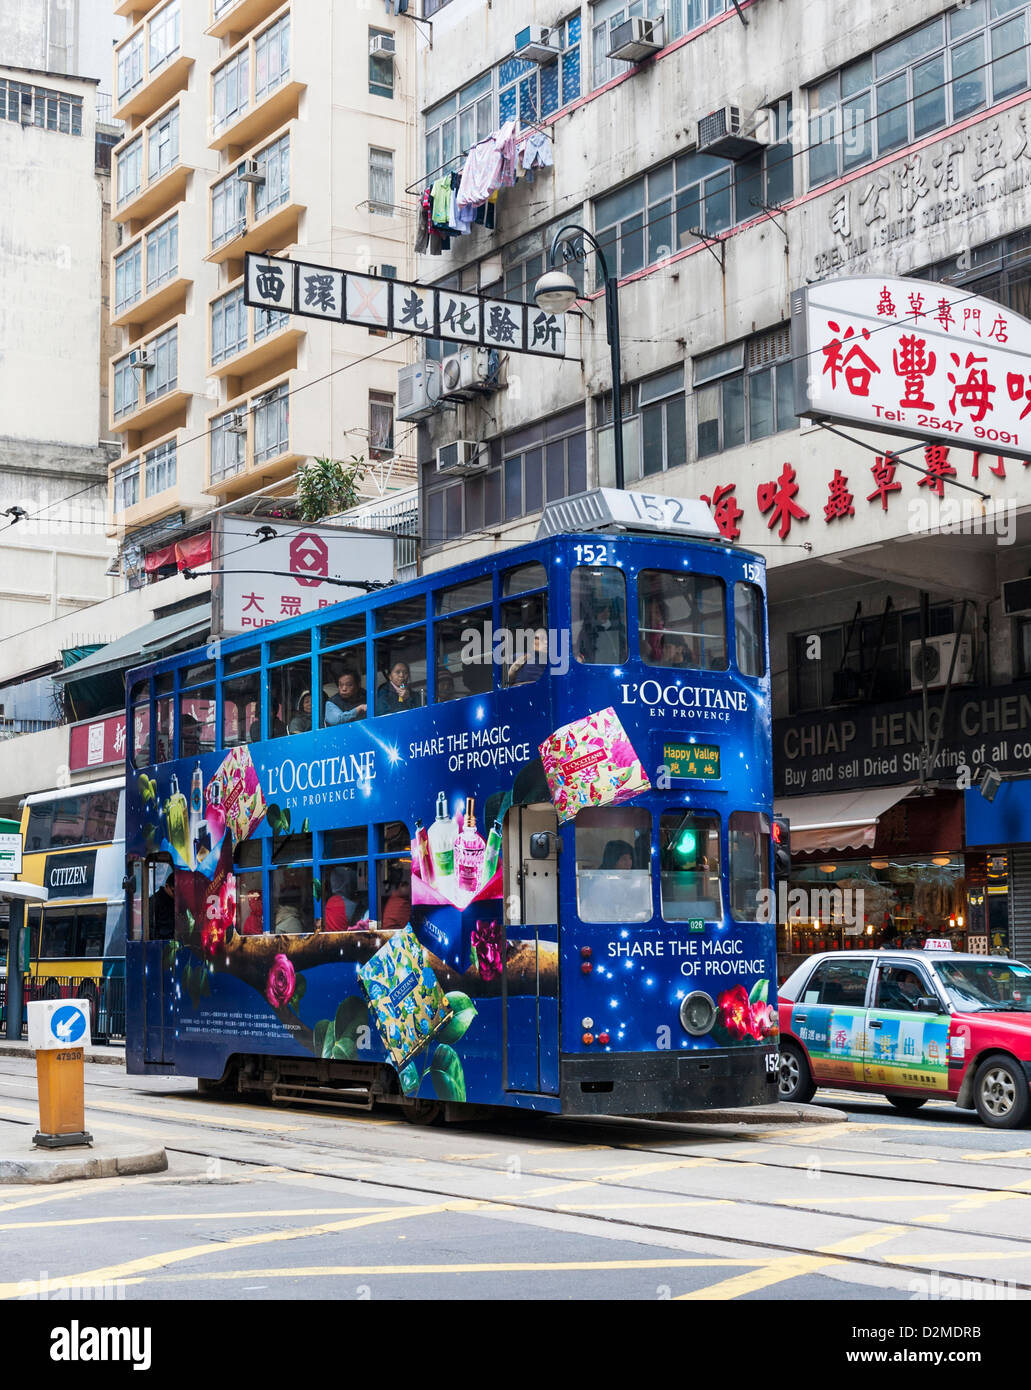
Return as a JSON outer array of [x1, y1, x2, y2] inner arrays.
[[180, 677, 216, 758], [659, 811, 722, 922], [575, 807, 652, 923], [729, 810, 770, 923], [501, 562, 549, 687], [436, 577, 492, 702], [222, 671, 262, 745], [131, 681, 150, 768], [320, 614, 367, 727], [735, 582, 766, 678], [572, 567, 628, 665], [639, 570, 727, 671], [155, 673, 175, 762], [374, 596, 426, 716], [270, 656, 312, 737]]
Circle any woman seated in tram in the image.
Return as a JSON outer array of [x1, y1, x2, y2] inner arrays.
[[289, 690, 312, 734], [600, 839, 635, 871], [375, 660, 422, 716], [325, 669, 368, 725]]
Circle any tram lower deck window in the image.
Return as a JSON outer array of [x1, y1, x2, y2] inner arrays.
[[575, 808, 652, 923], [659, 812, 722, 922]]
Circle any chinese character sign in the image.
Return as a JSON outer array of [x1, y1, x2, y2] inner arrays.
[[791, 276, 1031, 462], [245, 253, 566, 359]]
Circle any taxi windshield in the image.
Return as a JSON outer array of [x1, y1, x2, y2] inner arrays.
[[934, 960, 1031, 1013]]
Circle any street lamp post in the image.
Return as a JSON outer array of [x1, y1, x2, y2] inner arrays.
[[534, 224, 625, 491]]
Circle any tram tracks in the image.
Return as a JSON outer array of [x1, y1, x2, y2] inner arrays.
[[2, 1064, 1031, 1292]]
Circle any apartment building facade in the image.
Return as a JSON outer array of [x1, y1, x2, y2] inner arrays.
[[107, 0, 420, 569], [414, 0, 1031, 959]]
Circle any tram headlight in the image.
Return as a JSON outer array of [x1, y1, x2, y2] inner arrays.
[[679, 990, 717, 1037]]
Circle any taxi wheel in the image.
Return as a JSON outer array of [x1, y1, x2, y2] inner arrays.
[[886, 1095, 927, 1113], [973, 1053, 1031, 1129], [778, 1041, 815, 1104]]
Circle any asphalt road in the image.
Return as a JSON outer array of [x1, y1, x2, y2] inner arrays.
[[0, 1060, 1028, 1302]]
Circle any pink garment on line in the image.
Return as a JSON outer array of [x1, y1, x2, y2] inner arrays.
[[457, 121, 517, 207]]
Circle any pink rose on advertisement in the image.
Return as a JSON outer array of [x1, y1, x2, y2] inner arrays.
[[717, 985, 752, 1041], [748, 1002, 774, 1041], [471, 919, 504, 982], [243, 763, 259, 796], [266, 953, 296, 1008], [205, 801, 227, 843], [610, 736, 637, 769]]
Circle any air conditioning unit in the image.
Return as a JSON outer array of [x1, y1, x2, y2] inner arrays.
[[396, 360, 442, 422], [436, 440, 487, 476], [909, 635, 974, 691], [129, 348, 154, 369], [227, 413, 248, 435], [440, 347, 493, 399], [514, 24, 562, 63], [698, 105, 774, 159], [1003, 575, 1031, 616], [607, 15, 664, 62], [369, 33, 396, 57], [239, 157, 266, 185]]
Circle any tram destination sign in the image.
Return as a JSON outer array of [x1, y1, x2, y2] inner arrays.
[[791, 275, 1031, 463], [663, 741, 721, 780], [245, 252, 567, 359]]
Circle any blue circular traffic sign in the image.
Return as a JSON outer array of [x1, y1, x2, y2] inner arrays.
[[51, 1005, 87, 1044]]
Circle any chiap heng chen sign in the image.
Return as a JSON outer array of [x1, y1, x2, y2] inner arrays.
[[791, 275, 1031, 462]]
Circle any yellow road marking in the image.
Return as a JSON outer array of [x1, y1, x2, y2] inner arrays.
[[442, 1153, 500, 1161], [962, 1147, 1031, 1162], [675, 1224, 907, 1301], [152, 1256, 759, 1283], [0, 1207, 394, 1232], [0, 1199, 499, 1299]]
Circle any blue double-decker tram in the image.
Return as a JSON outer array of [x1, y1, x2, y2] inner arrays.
[[123, 490, 777, 1119]]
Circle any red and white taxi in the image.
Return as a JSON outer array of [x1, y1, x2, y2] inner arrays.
[[778, 949, 1031, 1128]]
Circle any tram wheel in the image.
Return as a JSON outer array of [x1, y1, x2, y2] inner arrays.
[[400, 1099, 444, 1126]]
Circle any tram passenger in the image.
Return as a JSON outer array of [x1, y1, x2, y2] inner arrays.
[[325, 669, 367, 725], [577, 598, 622, 664], [507, 628, 550, 685], [375, 661, 421, 715], [289, 691, 312, 734], [149, 873, 176, 940], [640, 596, 668, 663], [274, 890, 306, 935], [436, 669, 457, 701], [600, 840, 635, 871], [381, 864, 412, 930]]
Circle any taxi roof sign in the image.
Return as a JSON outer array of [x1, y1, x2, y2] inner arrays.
[[923, 938, 953, 951]]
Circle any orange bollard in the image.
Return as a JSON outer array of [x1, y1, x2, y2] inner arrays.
[[35, 1047, 91, 1147]]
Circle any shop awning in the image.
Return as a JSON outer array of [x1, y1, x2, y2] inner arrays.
[[773, 785, 918, 853], [0, 881, 48, 903], [53, 603, 211, 685]]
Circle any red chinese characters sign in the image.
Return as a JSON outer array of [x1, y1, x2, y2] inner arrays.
[[791, 275, 1031, 462], [68, 714, 127, 772]]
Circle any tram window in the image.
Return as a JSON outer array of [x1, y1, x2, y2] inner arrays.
[[575, 808, 652, 924], [322, 614, 366, 649], [436, 576, 492, 614], [735, 582, 766, 678], [271, 660, 312, 736], [272, 832, 313, 864], [377, 856, 412, 931], [502, 561, 547, 596], [271, 864, 314, 935], [374, 594, 425, 632], [223, 647, 260, 676], [326, 827, 369, 859], [323, 860, 370, 930], [236, 873, 264, 934], [222, 673, 262, 746], [374, 632, 426, 715], [379, 821, 411, 853], [79, 910, 106, 958], [25, 803, 53, 852], [572, 567, 627, 665], [155, 694, 175, 762], [436, 604, 492, 701], [84, 789, 119, 842], [321, 658, 368, 726], [639, 570, 727, 671], [131, 686, 151, 769], [501, 590, 548, 686], [729, 810, 770, 923], [270, 632, 310, 662], [182, 660, 215, 686], [659, 811, 722, 923], [234, 839, 262, 869], [180, 689, 216, 756], [39, 910, 75, 958]]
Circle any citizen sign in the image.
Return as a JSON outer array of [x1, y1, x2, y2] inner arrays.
[[42, 851, 96, 900]]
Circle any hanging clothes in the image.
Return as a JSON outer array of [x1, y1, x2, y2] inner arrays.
[[414, 188, 431, 253], [522, 129, 554, 171], [457, 121, 518, 208], [431, 175, 453, 228]]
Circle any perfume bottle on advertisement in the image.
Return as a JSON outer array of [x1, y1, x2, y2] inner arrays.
[[482, 818, 502, 883], [193, 823, 212, 869], [165, 774, 192, 868], [188, 761, 205, 853], [454, 800, 465, 837], [414, 819, 435, 885], [456, 796, 486, 893], [428, 791, 456, 879]]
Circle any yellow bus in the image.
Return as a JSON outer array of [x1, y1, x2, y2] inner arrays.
[[16, 778, 126, 1033]]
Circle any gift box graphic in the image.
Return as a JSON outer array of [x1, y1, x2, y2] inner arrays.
[[207, 745, 267, 847], [358, 925, 453, 1070], [539, 706, 650, 824]]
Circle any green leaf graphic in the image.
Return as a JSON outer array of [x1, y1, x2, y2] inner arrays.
[[334, 996, 367, 1043], [314, 1019, 331, 1058], [748, 979, 769, 1006], [332, 1038, 358, 1061], [429, 1044, 466, 1103], [437, 992, 477, 1045]]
